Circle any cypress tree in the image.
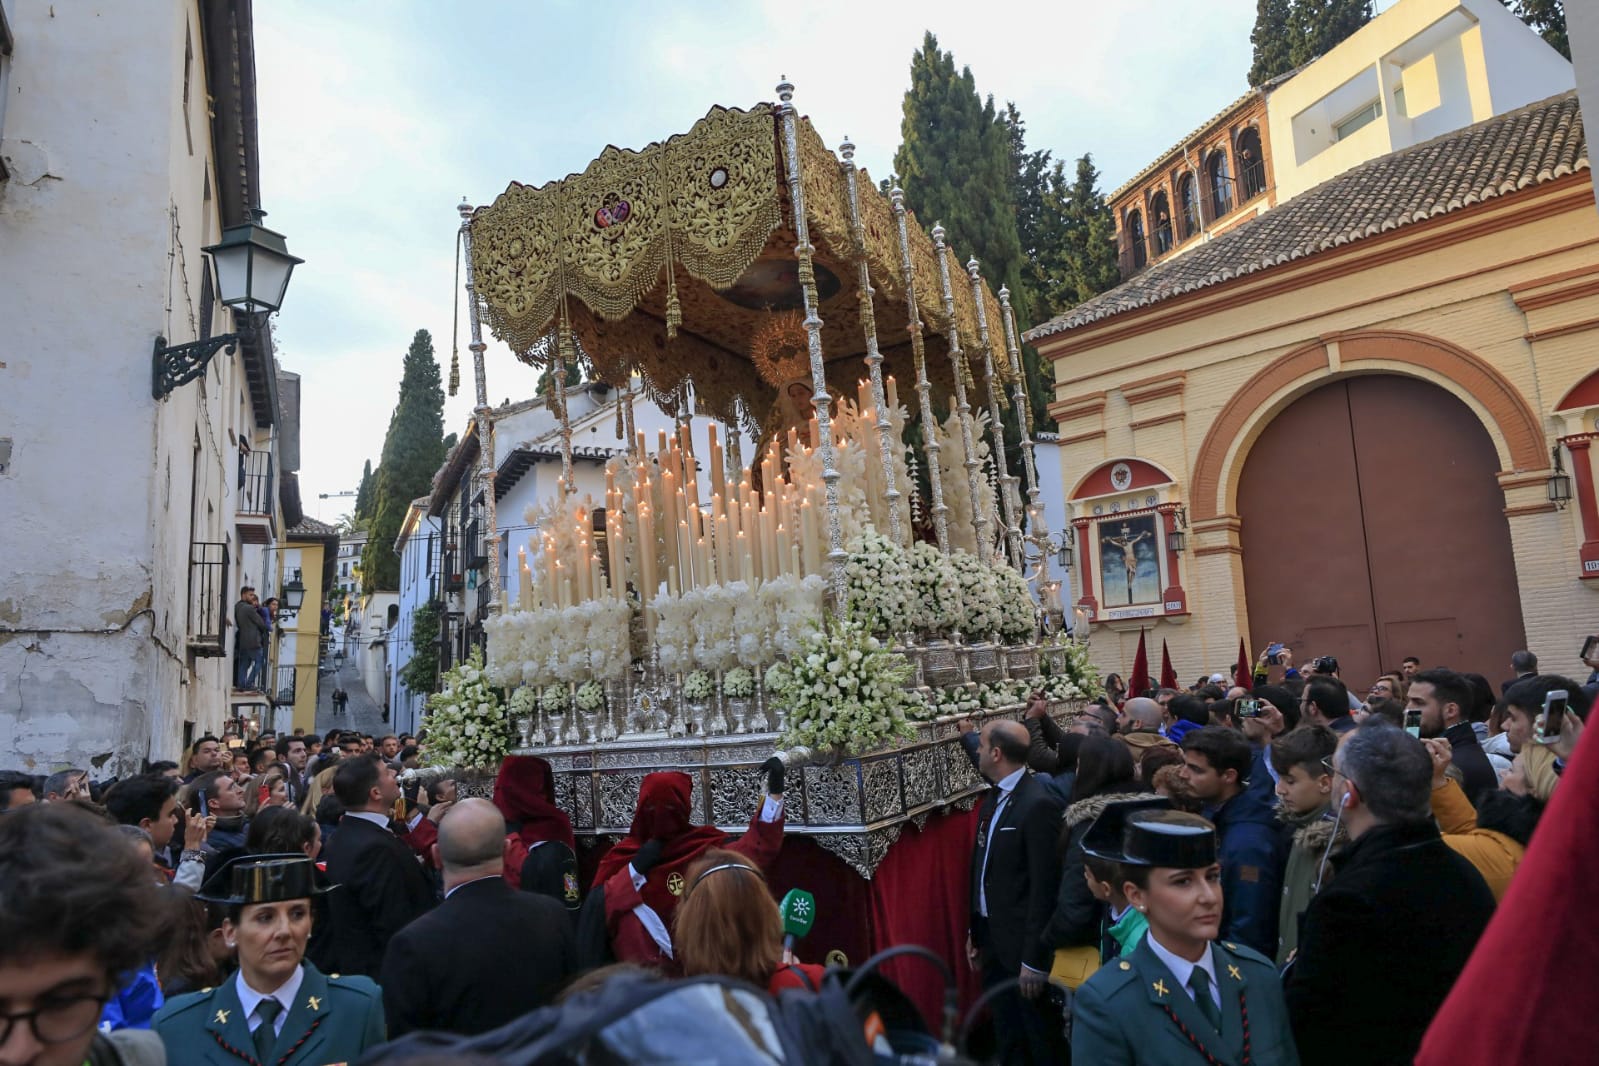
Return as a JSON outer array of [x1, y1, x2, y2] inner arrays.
[[893, 32, 1025, 312], [1249, 0, 1296, 86], [1290, 0, 1373, 67], [363, 329, 448, 591], [1058, 154, 1120, 307], [353, 459, 375, 521], [1505, 0, 1568, 58]]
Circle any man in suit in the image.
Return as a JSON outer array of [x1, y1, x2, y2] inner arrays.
[[1501, 649, 1538, 694], [323, 754, 435, 977], [380, 798, 578, 1036], [967, 719, 1066, 1063], [1287, 721, 1494, 1065]]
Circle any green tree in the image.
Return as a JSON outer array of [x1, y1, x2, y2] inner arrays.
[[1289, 0, 1373, 67], [1504, 0, 1568, 58], [893, 32, 1025, 313], [354, 459, 376, 521], [1057, 154, 1120, 308], [1000, 102, 1061, 431], [399, 599, 443, 696], [1249, 0, 1296, 86], [363, 330, 448, 591]]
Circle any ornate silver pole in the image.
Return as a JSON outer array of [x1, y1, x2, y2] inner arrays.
[[776, 77, 846, 603], [552, 325, 577, 498], [622, 371, 637, 458], [967, 259, 1021, 570], [459, 199, 501, 616], [999, 285, 1046, 585], [930, 225, 992, 557], [890, 186, 950, 553], [839, 137, 904, 547]]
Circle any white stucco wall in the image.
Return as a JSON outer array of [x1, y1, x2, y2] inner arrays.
[[0, 1, 278, 772]]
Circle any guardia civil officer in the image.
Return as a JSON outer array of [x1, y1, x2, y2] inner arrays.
[[153, 854, 385, 1064], [1071, 807, 1299, 1065]]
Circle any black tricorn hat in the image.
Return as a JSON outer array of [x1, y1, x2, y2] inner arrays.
[[196, 853, 332, 906], [1084, 803, 1217, 870]]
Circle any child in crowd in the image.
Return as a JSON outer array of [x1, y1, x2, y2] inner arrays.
[[1270, 725, 1342, 965]]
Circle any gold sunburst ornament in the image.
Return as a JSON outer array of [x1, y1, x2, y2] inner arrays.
[[748, 311, 810, 388]]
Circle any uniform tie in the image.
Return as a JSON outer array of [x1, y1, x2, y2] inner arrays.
[[253, 997, 282, 1063], [1187, 967, 1222, 1032]]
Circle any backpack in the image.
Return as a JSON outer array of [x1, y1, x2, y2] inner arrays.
[[358, 969, 873, 1065]]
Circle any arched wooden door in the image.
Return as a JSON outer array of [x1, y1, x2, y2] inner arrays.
[[1237, 376, 1525, 686]]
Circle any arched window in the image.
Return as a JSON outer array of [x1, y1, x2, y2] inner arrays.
[[1178, 173, 1199, 238], [1208, 150, 1232, 219], [1237, 127, 1265, 201], [1127, 209, 1147, 270], [1150, 191, 1173, 254]]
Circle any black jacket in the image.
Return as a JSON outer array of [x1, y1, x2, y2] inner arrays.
[[379, 876, 578, 1037], [969, 771, 1064, 974], [323, 814, 436, 977], [1445, 721, 1497, 805], [1042, 788, 1147, 951], [1286, 820, 1494, 1066]]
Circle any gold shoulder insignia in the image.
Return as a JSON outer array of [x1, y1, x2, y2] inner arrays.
[[1152, 979, 1169, 997], [307, 995, 321, 1011], [1227, 965, 1243, 981], [213, 1009, 230, 1024]]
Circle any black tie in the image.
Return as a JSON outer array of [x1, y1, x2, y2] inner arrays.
[[253, 998, 282, 1064], [1188, 968, 1222, 1032]]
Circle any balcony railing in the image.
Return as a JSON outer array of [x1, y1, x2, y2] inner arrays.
[[476, 577, 493, 614], [238, 449, 274, 517], [187, 542, 231, 657], [443, 548, 464, 592], [464, 517, 488, 570], [1240, 160, 1267, 202], [273, 664, 297, 707]]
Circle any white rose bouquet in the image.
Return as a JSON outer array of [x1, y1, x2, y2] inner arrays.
[[682, 669, 715, 702], [948, 550, 1004, 640], [540, 683, 570, 713], [769, 616, 920, 755], [907, 541, 961, 635], [575, 679, 606, 712], [844, 530, 917, 635], [421, 649, 511, 770], [723, 666, 755, 699]]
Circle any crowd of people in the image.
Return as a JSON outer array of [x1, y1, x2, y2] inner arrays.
[[1, 644, 1595, 1064]]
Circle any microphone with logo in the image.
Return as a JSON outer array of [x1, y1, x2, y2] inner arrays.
[[779, 888, 816, 961]]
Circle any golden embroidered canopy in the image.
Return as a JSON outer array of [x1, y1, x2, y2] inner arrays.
[[464, 100, 1016, 438]]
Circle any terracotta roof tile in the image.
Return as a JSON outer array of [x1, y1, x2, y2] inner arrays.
[[1028, 92, 1588, 341]]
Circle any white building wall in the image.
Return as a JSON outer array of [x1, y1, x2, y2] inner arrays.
[[0, 0, 275, 774], [388, 513, 440, 737]]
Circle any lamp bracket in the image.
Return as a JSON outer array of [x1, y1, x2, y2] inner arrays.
[[152, 333, 240, 399]]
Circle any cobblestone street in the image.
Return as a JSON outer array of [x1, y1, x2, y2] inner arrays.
[[314, 655, 388, 737]]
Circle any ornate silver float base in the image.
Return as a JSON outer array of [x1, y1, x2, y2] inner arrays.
[[505, 701, 1079, 879]]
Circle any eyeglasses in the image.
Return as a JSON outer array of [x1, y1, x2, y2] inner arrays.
[[0, 993, 108, 1046]]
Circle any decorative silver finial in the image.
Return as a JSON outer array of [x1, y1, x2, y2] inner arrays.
[[931, 221, 946, 245], [457, 197, 473, 220], [998, 285, 1011, 299], [889, 185, 905, 206], [839, 136, 855, 161], [967, 256, 981, 278], [776, 76, 794, 103]]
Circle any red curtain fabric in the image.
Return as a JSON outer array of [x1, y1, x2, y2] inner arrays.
[[766, 835, 874, 971], [868, 806, 982, 1032]]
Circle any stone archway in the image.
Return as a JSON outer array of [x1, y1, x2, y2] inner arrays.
[[1192, 329, 1546, 523]]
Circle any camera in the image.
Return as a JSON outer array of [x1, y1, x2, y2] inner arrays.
[[1311, 655, 1339, 675]]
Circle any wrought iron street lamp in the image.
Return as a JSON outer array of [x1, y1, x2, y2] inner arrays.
[[1547, 445, 1573, 507], [282, 575, 306, 612], [152, 212, 302, 399]]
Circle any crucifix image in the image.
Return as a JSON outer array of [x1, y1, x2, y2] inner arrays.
[[1102, 522, 1151, 605]]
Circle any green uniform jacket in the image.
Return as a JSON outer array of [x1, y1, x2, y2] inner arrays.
[[152, 961, 384, 1065], [1073, 937, 1300, 1066]]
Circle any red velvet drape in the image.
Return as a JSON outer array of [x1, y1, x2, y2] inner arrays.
[[868, 806, 982, 1031], [765, 835, 874, 970]]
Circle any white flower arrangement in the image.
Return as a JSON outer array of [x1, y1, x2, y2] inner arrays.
[[948, 550, 1005, 641], [682, 669, 715, 702], [769, 616, 920, 755], [421, 649, 511, 770], [485, 598, 632, 688], [723, 666, 755, 698], [575, 679, 606, 712], [992, 565, 1039, 643], [844, 530, 917, 635], [906, 541, 961, 635], [1039, 633, 1100, 699], [540, 684, 569, 712], [507, 684, 539, 720]]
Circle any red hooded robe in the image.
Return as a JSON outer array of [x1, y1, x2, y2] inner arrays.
[[591, 770, 784, 970], [492, 756, 577, 889]]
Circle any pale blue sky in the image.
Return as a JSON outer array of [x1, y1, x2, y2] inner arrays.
[[256, 0, 1281, 519]]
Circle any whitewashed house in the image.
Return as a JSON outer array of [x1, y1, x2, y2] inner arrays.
[[0, 0, 305, 773]]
